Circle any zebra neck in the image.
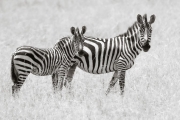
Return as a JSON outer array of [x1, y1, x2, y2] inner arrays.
[[56, 43, 75, 58], [69, 36, 77, 57], [119, 23, 143, 59], [130, 22, 143, 51], [53, 37, 76, 64]]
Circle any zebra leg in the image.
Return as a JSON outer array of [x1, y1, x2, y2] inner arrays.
[[106, 71, 118, 95], [58, 76, 64, 91], [114, 58, 127, 95], [12, 73, 30, 97], [11, 54, 31, 97], [52, 72, 58, 92], [53, 75, 64, 93], [118, 71, 126, 95], [55, 65, 68, 92], [64, 63, 77, 88], [12, 84, 19, 97]]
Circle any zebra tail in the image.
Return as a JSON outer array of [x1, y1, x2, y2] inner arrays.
[[11, 54, 18, 84]]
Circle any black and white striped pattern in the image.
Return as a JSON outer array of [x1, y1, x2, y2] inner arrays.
[[65, 14, 156, 95], [11, 26, 86, 96]]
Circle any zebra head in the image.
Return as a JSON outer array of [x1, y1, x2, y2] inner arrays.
[[71, 26, 86, 56], [137, 14, 156, 52]]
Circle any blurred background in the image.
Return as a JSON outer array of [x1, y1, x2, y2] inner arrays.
[[0, 0, 180, 119]]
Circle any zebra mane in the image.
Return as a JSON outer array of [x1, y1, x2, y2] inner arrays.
[[54, 36, 72, 49], [118, 21, 139, 38]]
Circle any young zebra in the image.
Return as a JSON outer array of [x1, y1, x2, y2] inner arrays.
[[62, 14, 156, 95], [11, 26, 86, 96]]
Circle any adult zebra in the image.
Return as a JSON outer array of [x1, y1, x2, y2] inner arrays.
[[62, 14, 156, 95], [11, 26, 86, 96]]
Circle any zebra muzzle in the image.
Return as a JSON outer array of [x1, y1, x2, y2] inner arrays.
[[78, 50, 84, 56], [142, 42, 151, 52]]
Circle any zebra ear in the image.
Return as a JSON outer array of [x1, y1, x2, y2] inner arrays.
[[81, 26, 86, 35], [137, 14, 143, 24], [149, 14, 156, 24], [71, 27, 75, 35]]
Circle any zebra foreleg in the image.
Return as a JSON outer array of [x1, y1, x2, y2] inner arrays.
[[64, 64, 77, 89], [114, 58, 127, 95], [106, 77, 118, 95], [118, 71, 126, 95], [52, 72, 58, 92], [55, 66, 68, 92], [106, 71, 118, 95], [58, 76, 64, 91], [53, 76, 65, 93]]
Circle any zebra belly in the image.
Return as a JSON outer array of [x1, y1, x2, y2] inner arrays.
[[31, 66, 56, 76], [77, 59, 116, 74]]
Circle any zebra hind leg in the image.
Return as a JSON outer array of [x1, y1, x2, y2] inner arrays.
[[11, 55, 20, 97], [12, 84, 20, 97], [11, 68, 30, 97], [12, 75, 29, 97]]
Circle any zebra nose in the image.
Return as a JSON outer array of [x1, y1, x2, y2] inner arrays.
[[143, 44, 151, 52], [78, 50, 84, 56]]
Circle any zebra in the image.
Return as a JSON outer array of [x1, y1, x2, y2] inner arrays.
[[59, 14, 156, 95], [11, 26, 86, 96]]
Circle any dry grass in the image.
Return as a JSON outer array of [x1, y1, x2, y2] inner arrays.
[[0, 0, 180, 119]]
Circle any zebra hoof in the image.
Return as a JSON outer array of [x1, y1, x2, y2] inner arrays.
[[120, 91, 124, 96], [105, 89, 110, 96]]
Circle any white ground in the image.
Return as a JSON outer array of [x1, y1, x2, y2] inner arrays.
[[0, 0, 180, 119]]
